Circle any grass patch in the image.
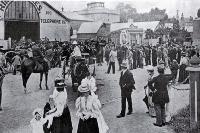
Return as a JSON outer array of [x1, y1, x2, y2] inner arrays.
[[169, 105, 199, 133]]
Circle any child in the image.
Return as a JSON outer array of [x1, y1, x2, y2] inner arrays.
[[30, 108, 52, 133]]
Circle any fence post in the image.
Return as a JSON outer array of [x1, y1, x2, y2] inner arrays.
[[186, 55, 200, 129]]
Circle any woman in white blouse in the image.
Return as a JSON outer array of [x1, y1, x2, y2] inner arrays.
[[178, 52, 189, 83], [76, 79, 108, 133]]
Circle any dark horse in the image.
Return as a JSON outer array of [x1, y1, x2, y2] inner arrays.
[[21, 56, 49, 93], [69, 56, 89, 92]]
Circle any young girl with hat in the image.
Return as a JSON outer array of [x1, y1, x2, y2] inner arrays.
[[30, 108, 53, 133]]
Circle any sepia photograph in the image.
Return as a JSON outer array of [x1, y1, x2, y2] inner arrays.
[[0, 0, 199, 132]]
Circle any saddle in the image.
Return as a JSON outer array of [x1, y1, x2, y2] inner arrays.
[[33, 57, 49, 73]]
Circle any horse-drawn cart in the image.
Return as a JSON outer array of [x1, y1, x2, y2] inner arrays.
[[62, 53, 96, 91]]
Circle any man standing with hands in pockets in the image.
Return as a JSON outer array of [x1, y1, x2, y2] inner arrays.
[[117, 61, 136, 118]]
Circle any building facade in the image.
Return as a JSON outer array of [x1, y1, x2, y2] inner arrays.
[[109, 24, 143, 47], [76, 2, 120, 23], [77, 22, 110, 42], [0, 1, 70, 42]]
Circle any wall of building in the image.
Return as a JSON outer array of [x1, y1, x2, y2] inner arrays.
[[77, 33, 97, 40], [40, 3, 70, 41], [0, 1, 70, 41], [81, 13, 119, 23]]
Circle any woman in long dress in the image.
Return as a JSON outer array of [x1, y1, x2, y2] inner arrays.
[[144, 65, 156, 117], [45, 80, 73, 133], [178, 52, 189, 83], [76, 79, 109, 133]]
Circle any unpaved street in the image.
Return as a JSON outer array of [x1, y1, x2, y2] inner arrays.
[[0, 62, 189, 133]]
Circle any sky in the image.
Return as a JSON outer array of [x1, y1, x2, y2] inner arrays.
[[47, 0, 200, 18]]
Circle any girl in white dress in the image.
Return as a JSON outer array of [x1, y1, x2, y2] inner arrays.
[[30, 108, 52, 133]]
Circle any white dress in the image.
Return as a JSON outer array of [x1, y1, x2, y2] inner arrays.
[[30, 116, 52, 133]]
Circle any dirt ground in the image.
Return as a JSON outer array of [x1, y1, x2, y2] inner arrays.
[[0, 62, 189, 133]]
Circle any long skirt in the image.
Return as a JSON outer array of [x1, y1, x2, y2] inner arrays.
[[77, 118, 99, 133], [178, 64, 188, 83]]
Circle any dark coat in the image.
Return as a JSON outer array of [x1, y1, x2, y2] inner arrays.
[[148, 74, 173, 105], [117, 49, 124, 62], [119, 70, 135, 93]]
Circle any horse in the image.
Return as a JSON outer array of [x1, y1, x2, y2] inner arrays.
[[69, 56, 89, 92], [21, 56, 49, 93]]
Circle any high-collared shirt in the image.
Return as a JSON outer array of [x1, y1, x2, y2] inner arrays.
[[122, 69, 128, 76]]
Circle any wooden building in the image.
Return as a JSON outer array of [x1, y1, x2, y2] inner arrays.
[[77, 22, 110, 42], [0, 1, 70, 41]]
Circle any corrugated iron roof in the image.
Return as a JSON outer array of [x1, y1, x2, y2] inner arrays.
[[77, 22, 103, 34], [110, 21, 160, 32]]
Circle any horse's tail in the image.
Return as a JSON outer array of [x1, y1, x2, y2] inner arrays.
[[21, 61, 27, 88]]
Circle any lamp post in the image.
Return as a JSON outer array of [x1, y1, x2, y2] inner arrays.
[[186, 55, 200, 129]]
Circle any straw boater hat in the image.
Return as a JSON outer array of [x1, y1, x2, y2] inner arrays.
[[72, 41, 78, 45], [78, 79, 89, 93], [121, 61, 128, 68]]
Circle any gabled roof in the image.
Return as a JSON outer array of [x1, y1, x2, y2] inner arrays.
[[111, 21, 160, 32], [77, 22, 104, 34], [43, 1, 70, 22], [63, 12, 93, 21]]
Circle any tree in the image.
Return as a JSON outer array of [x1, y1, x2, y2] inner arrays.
[[116, 3, 137, 22], [115, 3, 168, 22], [198, 8, 200, 18]]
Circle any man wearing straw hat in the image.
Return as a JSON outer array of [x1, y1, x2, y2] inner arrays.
[[117, 61, 136, 118]]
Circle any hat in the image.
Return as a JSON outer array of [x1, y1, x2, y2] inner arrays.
[[146, 65, 154, 71], [157, 65, 165, 70], [121, 61, 128, 68], [56, 82, 66, 88], [78, 79, 89, 93], [181, 52, 186, 56], [72, 41, 78, 45], [32, 108, 43, 117], [76, 58, 85, 62], [158, 60, 165, 65], [54, 77, 65, 87]]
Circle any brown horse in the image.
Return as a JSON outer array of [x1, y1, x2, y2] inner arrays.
[[21, 57, 49, 93]]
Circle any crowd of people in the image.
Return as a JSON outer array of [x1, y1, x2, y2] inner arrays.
[[0, 36, 198, 132]]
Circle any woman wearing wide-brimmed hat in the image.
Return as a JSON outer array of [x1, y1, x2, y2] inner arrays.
[[76, 79, 108, 133], [44, 78, 73, 133]]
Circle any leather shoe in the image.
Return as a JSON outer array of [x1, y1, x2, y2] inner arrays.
[[153, 123, 162, 127], [127, 112, 132, 115], [116, 114, 125, 118]]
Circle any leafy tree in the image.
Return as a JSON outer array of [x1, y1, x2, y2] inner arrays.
[[198, 8, 200, 18], [115, 3, 167, 22]]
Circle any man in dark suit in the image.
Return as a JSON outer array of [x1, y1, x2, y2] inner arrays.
[[117, 61, 136, 118], [148, 66, 173, 127]]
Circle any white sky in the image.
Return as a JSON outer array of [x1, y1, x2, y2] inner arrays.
[[46, 0, 200, 18]]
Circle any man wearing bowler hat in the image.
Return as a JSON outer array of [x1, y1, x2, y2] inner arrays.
[[117, 61, 136, 118]]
